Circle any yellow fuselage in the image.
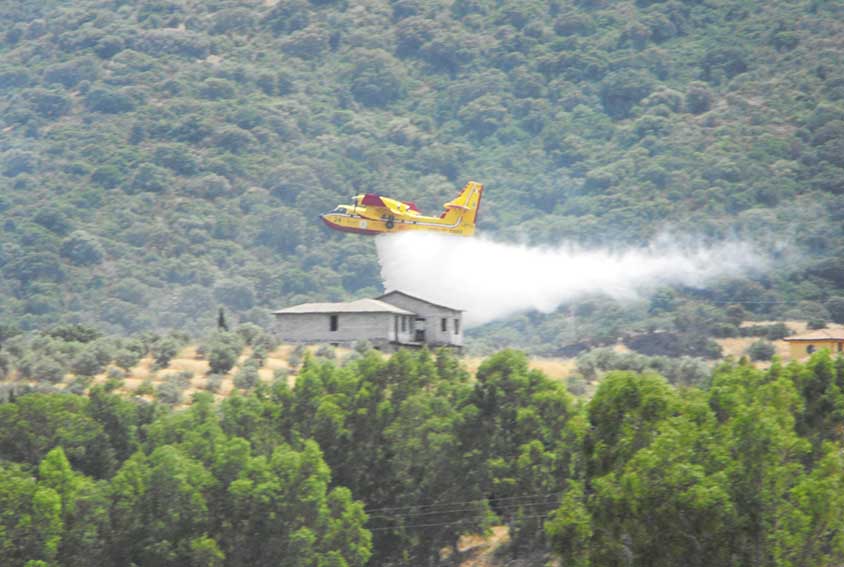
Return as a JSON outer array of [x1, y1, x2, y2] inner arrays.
[[321, 207, 476, 236], [320, 182, 483, 237]]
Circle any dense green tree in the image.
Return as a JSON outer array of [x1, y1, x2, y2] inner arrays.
[[0, 394, 113, 477], [109, 446, 216, 566]]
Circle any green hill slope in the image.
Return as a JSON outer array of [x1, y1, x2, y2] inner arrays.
[[1, 0, 844, 344]]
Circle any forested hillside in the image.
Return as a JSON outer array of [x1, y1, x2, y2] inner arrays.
[[1, 0, 844, 350], [3, 347, 844, 566]]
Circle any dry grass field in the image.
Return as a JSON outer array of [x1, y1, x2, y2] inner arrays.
[[715, 320, 811, 365], [2, 320, 830, 406]]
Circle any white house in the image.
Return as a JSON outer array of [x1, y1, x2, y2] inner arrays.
[[377, 290, 464, 348], [272, 292, 464, 350]]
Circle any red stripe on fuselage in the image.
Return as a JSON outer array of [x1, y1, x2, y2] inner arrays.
[[321, 216, 382, 235]]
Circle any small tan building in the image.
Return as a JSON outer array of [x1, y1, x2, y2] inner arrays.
[[783, 327, 844, 359]]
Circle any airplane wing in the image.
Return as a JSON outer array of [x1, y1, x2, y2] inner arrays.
[[358, 193, 419, 218], [361, 194, 386, 207], [381, 198, 410, 216]]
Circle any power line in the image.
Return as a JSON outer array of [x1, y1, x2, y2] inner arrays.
[[363, 491, 563, 514], [368, 513, 552, 532], [367, 497, 559, 521]]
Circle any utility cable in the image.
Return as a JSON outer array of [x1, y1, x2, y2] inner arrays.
[[368, 513, 552, 532], [362, 491, 564, 514], [366, 497, 560, 521]]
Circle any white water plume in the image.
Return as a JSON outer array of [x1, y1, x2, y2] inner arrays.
[[376, 232, 768, 328]]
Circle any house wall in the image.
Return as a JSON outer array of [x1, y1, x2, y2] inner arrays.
[[275, 312, 399, 346], [380, 293, 463, 347], [787, 340, 844, 359], [394, 314, 415, 344]]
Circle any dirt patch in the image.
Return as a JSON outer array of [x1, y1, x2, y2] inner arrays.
[[463, 356, 576, 382]]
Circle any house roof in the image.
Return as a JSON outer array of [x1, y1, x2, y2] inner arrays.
[[272, 298, 415, 316], [783, 327, 844, 341], [377, 290, 464, 312]]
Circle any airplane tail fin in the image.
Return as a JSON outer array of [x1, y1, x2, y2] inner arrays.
[[442, 181, 483, 234]]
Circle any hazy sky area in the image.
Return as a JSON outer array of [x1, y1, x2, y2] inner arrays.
[[377, 232, 769, 327]]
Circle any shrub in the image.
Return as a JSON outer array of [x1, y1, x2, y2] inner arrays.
[[95, 35, 124, 58], [234, 361, 259, 390], [131, 30, 210, 58], [3, 151, 36, 177], [45, 324, 101, 343], [702, 46, 748, 83], [206, 332, 244, 374], [128, 164, 170, 194], [115, 348, 143, 371], [135, 379, 154, 396], [84, 87, 135, 113], [599, 69, 655, 119], [186, 174, 232, 199], [107, 367, 125, 380], [288, 345, 305, 370], [210, 8, 257, 34], [685, 82, 712, 114], [251, 343, 268, 364], [71, 349, 103, 377], [28, 88, 72, 119], [281, 26, 330, 59], [31, 358, 66, 383], [766, 323, 791, 341], [272, 368, 289, 384], [315, 344, 336, 360], [747, 340, 776, 361], [67, 375, 93, 395], [458, 94, 509, 136], [205, 373, 224, 392], [235, 323, 264, 345], [566, 374, 588, 396], [43, 58, 98, 88], [153, 144, 198, 175], [151, 336, 180, 368], [711, 323, 739, 338], [199, 78, 236, 100], [0, 352, 8, 379], [347, 49, 406, 107], [60, 231, 104, 266], [33, 209, 72, 235], [0, 66, 31, 90], [264, 0, 310, 35], [156, 381, 182, 404], [826, 296, 844, 324], [214, 126, 254, 153]]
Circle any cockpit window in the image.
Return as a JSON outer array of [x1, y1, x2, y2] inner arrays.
[[333, 206, 347, 213]]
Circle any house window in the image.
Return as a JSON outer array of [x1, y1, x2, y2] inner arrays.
[[441, 318, 447, 332], [454, 318, 460, 334], [330, 315, 338, 332], [807, 344, 815, 354], [839, 342, 843, 352], [401, 316, 407, 332]]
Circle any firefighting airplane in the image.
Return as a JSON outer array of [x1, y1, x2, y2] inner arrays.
[[320, 181, 483, 236]]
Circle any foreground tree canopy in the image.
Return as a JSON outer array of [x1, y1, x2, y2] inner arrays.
[[1, 347, 844, 566], [0, 1, 843, 355]]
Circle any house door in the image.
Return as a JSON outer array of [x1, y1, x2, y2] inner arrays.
[[415, 318, 426, 343]]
